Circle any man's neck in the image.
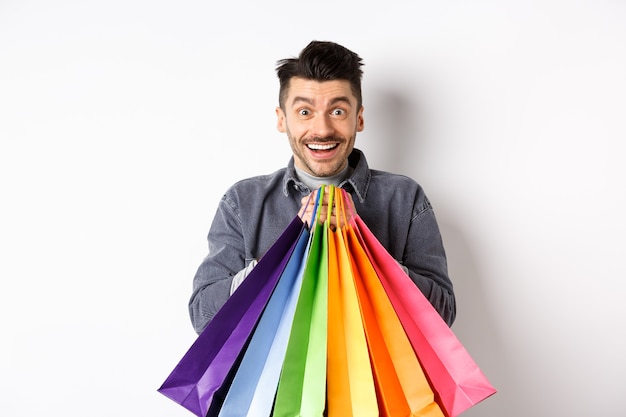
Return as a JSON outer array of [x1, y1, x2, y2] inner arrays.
[[295, 164, 351, 191]]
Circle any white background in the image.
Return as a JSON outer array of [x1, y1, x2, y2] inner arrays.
[[1, 1, 625, 416]]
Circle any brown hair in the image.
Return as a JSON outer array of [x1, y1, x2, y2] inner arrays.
[[276, 40, 364, 110]]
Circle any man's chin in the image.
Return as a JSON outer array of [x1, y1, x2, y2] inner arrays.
[[309, 165, 343, 178]]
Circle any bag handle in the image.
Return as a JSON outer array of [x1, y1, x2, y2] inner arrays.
[[315, 184, 325, 225], [337, 187, 355, 228], [326, 185, 346, 230], [327, 185, 334, 225], [297, 185, 324, 228]]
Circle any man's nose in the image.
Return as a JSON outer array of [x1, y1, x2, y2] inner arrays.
[[311, 114, 335, 137]]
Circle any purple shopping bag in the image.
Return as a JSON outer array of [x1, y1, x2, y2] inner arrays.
[[158, 216, 307, 417], [215, 225, 311, 417]]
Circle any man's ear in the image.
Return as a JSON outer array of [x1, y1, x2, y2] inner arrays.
[[276, 107, 286, 133], [356, 106, 365, 132]]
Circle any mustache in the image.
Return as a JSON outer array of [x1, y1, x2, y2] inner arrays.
[[304, 136, 343, 143]]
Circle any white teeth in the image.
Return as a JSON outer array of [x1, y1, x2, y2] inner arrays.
[[307, 143, 337, 150]]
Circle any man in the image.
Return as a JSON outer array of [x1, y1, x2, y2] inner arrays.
[[189, 40, 455, 334]]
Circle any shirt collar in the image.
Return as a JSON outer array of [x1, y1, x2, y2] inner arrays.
[[282, 148, 371, 203]]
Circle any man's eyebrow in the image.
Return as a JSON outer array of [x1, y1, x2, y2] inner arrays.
[[290, 96, 353, 107], [291, 96, 314, 106], [330, 96, 353, 107]]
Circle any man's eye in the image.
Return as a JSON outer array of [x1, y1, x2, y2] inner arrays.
[[332, 109, 346, 116], [298, 109, 310, 116]]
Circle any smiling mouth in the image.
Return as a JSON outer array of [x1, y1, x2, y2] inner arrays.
[[307, 143, 338, 151]]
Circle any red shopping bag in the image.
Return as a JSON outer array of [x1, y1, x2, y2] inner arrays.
[[345, 223, 445, 417], [349, 202, 496, 417]]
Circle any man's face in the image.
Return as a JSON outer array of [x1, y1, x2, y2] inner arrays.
[[276, 77, 364, 178]]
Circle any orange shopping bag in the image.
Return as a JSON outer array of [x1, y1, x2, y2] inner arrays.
[[336, 188, 445, 417], [326, 187, 378, 417]]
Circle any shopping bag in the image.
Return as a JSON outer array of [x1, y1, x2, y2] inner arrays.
[[349, 203, 497, 417], [216, 224, 311, 417], [273, 187, 329, 417], [158, 215, 307, 417], [326, 187, 378, 417], [345, 217, 445, 417]]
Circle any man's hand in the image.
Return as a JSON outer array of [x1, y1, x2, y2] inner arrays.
[[299, 187, 355, 228]]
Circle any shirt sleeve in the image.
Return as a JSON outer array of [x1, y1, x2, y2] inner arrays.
[[230, 259, 258, 294], [188, 195, 247, 334], [402, 199, 457, 326]]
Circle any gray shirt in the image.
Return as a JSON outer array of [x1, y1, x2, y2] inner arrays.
[[189, 149, 456, 333]]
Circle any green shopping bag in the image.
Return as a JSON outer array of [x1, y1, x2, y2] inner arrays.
[[273, 187, 329, 417]]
